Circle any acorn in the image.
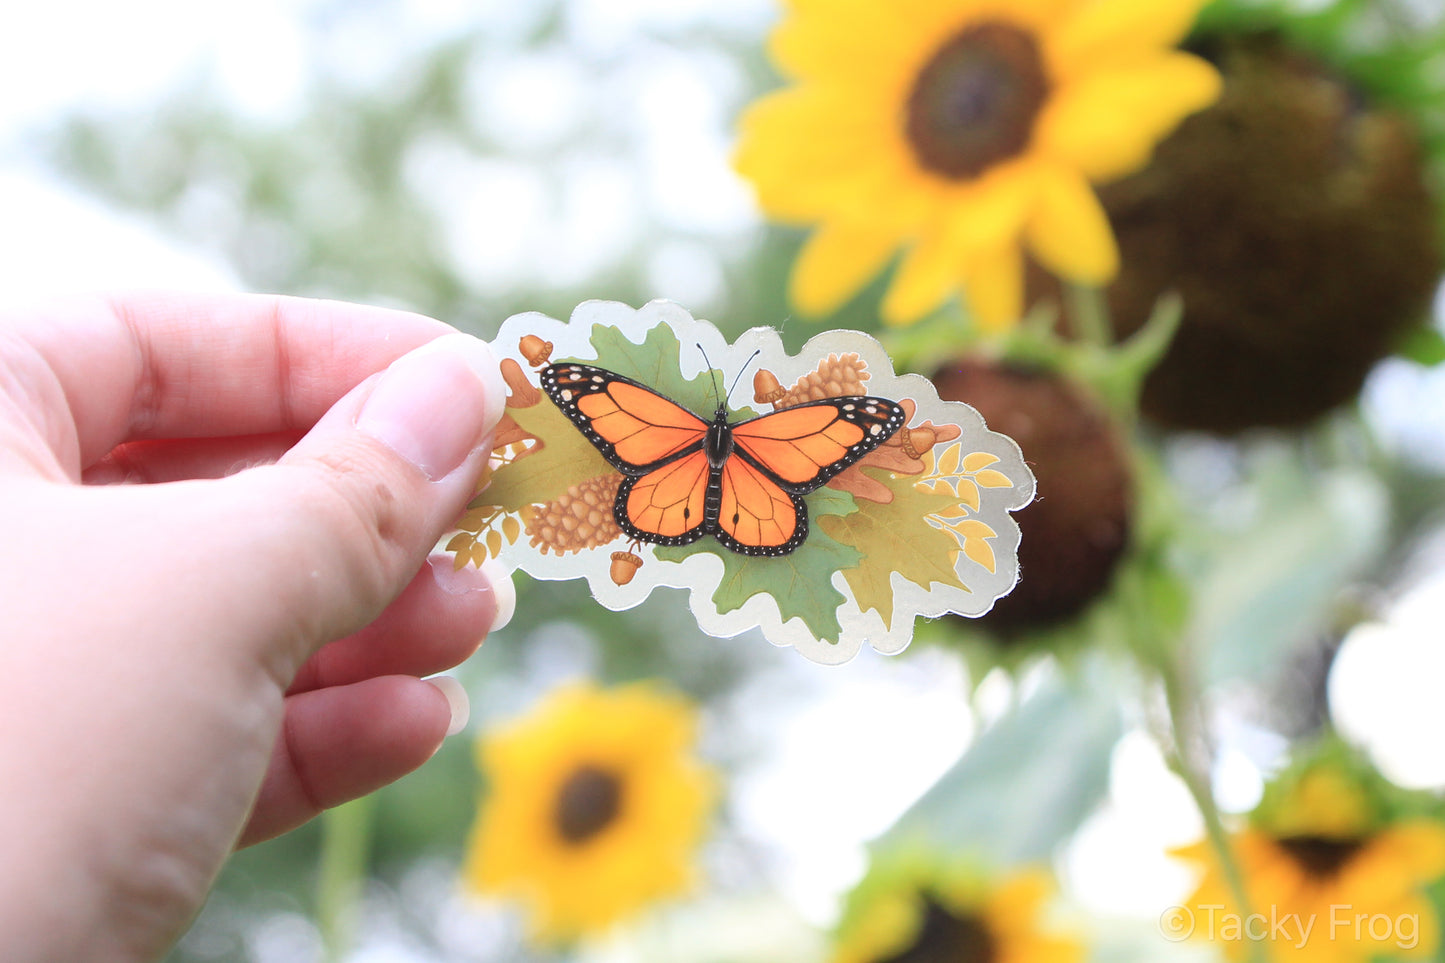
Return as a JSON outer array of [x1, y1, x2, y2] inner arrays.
[[899, 425, 937, 460], [1042, 33, 1442, 432], [934, 359, 1132, 636], [753, 369, 786, 406], [519, 334, 553, 367], [610, 550, 643, 586]]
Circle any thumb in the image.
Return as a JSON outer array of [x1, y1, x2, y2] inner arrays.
[[222, 331, 507, 676]]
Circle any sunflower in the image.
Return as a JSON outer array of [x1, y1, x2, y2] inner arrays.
[[734, 0, 1221, 331], [832, 859, 1083, 963], [462, 681, 715, 942], [1173, 763, 1445, 962]]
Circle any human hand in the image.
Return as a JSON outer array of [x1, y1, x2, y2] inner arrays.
[[0, 293, 512, 961]]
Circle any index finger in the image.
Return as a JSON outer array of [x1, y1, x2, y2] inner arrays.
[[4, 291, 459, 471]]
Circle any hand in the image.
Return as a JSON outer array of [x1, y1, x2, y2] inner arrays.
[[0, 292, 512, 961]]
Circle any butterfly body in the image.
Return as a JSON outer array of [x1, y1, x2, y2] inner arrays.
[[541, 361, 904, 556]]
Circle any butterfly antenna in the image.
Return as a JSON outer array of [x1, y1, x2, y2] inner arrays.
[[697, 344, 724, 409], [726, 349, 762, 406]]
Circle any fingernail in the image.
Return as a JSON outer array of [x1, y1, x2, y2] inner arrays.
[[428, 553, 489, 596], [356, 333, 506, 480], [425, 675, 470, 736], [480, 559, 516, 632]]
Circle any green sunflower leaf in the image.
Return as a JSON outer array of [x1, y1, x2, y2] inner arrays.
[[882, 669, 1123, 862], [1396, 323, 1445, 368]]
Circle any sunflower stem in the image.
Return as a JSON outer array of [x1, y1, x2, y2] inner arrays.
[[1065, 283, 1112, 348], [317, 795, 375, 962], [1159, 650, 1272, 963]]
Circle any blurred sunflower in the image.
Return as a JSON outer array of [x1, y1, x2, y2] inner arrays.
[[734, 0, 1221, 331], [832, 859, 1082, 963], [462, 681, 715, 942], [1174, 759, 1445, 962]]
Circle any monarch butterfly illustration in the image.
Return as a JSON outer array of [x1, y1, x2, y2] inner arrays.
[[541, 360, 906, 556]]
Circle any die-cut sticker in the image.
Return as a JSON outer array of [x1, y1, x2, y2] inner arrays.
[[450, 300, 1035, 664]]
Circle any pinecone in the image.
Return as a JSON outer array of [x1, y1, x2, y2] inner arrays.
[[777, 353, 870, 407], [525, 473, 624, 555]]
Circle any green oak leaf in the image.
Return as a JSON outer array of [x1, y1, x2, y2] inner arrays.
[[584, 322, 748, 419], [821, 468, 971, 630], [654, 486, 860, 643]]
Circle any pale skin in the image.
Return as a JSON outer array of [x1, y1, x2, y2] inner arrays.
[[0, 292, 513, 961]]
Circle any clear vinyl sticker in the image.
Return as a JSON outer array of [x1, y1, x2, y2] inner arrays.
[[450, 300, 1035, 664]]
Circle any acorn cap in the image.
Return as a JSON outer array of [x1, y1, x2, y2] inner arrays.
[[934, 359, 1133, 636]]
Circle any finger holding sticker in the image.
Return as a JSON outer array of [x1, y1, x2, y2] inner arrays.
[[448, 300, 1035, 664]]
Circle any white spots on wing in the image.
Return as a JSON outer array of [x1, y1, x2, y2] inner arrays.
[[561, 389, 574, 401]]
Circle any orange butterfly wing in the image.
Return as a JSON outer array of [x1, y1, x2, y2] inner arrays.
[[717, 397, 904, 555], [618, 450, 712, 545], [715, 456, 805, 555], [542, 363, 708, 472], [541, 362, 906, 557], [730, 398, 905, 492]]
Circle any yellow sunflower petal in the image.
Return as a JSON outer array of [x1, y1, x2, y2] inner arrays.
[[1035, 51, 1222, 182], [790, 222, 901, 317], [734, 85, 895, 222], [1002, 935, 1087, 963], [962, 243, 1024, 333], [769, 0, 917, 83], [1338, 821, 1445, 906], [1025, 164, 1119, 284], [1047, 0, 1211, 77], [881, 230, 961, 326], [1390, 893, 1441, 958], [984, 867, 1053, 937], [462, 681, 715, 943]]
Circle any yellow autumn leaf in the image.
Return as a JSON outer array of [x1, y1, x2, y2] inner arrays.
[[964, 536, 997, 573], [935, 443, 962, 478], [458, 504, 497, 531], [962, 452, 1000, 473], [956, 478, 981, 512], [486, 529, 503, 558], [974, 469, 1014, 488], [446, 531, 475, 554], [951, 519, 999, 574], [953, 519, 997, 540], [502, 514, 522, 543]]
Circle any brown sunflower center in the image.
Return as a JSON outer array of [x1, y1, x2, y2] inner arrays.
[[905, 21, 1050, 180], [878, 899, 997, 963], [554, 765, 623, 845], [1276, 834, 1367, 879]]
